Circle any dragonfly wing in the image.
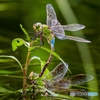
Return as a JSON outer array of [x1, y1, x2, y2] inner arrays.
[[51, 63, 68, 82], [46, 4, 65, 39], [47, 74, 93, 89], [53, 74, 93, 89], [46, 4, 57, 27], [51, 20, 65, 39], [54, 33, 91, 43], [53, 79, 70, 89], [51, 24, 85, 31], [66, 74, 94, 85], [43, 63, 68, 86]]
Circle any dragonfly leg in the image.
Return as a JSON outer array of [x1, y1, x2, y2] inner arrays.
[[27, 31, 36, 35], [40, 32, 44, 46], [39, 26, 44, 46], [29, 33, 44, 51], [25, 31, 36, 40], [33, 32, 44, 47], [32, 31, 39, 40]]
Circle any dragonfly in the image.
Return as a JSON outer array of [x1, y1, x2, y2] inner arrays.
[[33, 4, 91, 49], [33, 4, 91, 77], [43, 63, 94, 91]]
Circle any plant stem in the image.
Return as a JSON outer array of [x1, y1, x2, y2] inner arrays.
[[23, 51, 30, 94], [39, 45, 54, 77], [23, 42, 33, 95], [39, 53, 53, 77]]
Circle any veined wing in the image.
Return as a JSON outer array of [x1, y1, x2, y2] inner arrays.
[[43, 63, 68, 86], [66, 74, 94, 85], [46, 4, 65, 39], [44, 63, 93, 90], [46, 4, 57, 27], [54, 33, 91, 43], [51, 24, 85, 31], [52, 74, 93, 89]]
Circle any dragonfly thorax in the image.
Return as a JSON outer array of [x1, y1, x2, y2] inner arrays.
[[33, 22, 42, 31]]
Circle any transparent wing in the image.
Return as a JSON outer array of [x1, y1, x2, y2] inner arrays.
[[53, 74, 93, 89], [54, 33, 91, 43], [43, 63, 68, 86], [44, 63, 93, 90], [46, 4, 57, 27], [51, 24, 85, 31], [66, 74, 94, 85], [46, 4, 65, 39]]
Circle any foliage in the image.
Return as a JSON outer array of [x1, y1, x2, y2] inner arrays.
[[0, 24, 72, 100]]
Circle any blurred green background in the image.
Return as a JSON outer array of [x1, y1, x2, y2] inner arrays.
[[0, 0, 100, 100]]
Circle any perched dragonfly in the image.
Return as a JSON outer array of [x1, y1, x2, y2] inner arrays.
[[43, 63, 94, 90], [33, 4, 90, 50], [33, 4, 91, 77]]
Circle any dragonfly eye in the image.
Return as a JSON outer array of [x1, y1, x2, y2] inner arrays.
[[33, 24, 36, 30], [33, 23, 42, 30], [35, 23, 42, 28], [36, 24, 40, 28]]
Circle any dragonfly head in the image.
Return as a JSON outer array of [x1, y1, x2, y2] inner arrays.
[[33, 22, 42, 31]]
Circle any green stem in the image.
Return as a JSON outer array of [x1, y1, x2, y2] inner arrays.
[[23, 42, 32, 96], [23, 51, 30, 93]]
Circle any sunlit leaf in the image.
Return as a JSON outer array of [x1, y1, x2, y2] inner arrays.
[[20, 24, 30, 41], [41, 47, 71, 73], [12, 38, 29, 51], [0, 55, 23, 71], [28, 47, 35, 51], [29, 56, 50, 78], [41, 47, 60, 58], [37, 78, 44, 86]]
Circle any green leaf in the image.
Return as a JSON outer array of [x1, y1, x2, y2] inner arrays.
[[12, 38, 29, 51], [41, 46, 60, 58], [0, 70, 21, 74], [28, 47, 35, 51], [37, 78, 44, 86], [0, 87, 12, 93], [20, 24, 30, 41], [41, 46, 71, 73], [29, 56, 50, 77], [0, 55, 23, 71], [59, 58, 71, 73]]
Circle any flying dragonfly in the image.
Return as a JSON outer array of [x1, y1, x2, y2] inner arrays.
[[43, 63, 93, 91], [33, 4, 91, 77]]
